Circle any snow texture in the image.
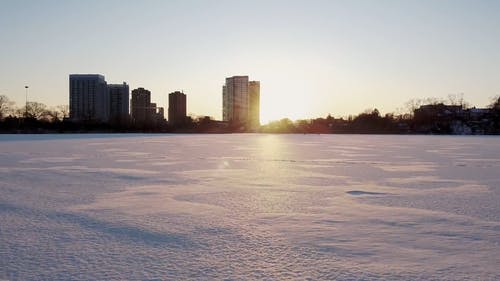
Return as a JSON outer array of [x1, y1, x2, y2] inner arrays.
[[0, 134, 499, 280]]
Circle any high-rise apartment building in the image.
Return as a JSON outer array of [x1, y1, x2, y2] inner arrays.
[[168, 91, 187, 126], [69, 74, 109, 122], [131, 87, 152, 124], [108, 82, 129, 123], [222, 85, 228, 121], [223, 76, 249, 124], [248, 81, 260, 128], [222, 76, 260, 128]]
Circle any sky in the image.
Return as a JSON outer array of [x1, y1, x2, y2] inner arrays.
[[1, 0, 499, 123]]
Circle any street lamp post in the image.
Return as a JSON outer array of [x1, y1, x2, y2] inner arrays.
[[25, 85, 29, 118]]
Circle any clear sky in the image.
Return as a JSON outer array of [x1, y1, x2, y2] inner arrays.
[[1, 0, 499, 123]]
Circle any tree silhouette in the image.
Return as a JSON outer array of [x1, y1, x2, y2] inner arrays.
[[18, 102, 49, 120], [0, 95, 14, 119]]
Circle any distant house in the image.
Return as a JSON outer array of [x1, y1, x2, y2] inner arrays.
[[467, 108, 490, 121], [414, 103, 463, 121]]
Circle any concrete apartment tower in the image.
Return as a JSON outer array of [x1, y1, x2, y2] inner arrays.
[[248, 81, 260, 128], [69, 74, 109, 122], [223, 76, 249, 124], [131, 87, 152, 125], [222, 76, 260, 128], [108, 82, 129, 123], [168, 91, 187, 126]]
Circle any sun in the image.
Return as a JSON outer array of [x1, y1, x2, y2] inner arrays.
[[260, 96, 313, 124]]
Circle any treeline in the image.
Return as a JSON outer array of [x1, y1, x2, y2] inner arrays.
[[261, 110, 402, 134], [0, 96, 71, 133], [261, 95, 500, 134], [1, 94, 500, 134]]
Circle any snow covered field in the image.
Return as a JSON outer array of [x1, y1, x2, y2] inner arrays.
[[0, 134, 499, 280]]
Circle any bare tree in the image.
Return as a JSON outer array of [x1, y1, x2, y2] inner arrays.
[[0, 95, 15, 119], [447, 93, 470, 108], [42, 105, 69, 122], [19, 102, 48, 119], [404, 98, 424, 116], [489, 95, 500, 110], [44, 107, 61, 122], [363, 108, 375, 114], [56, 105, 69, 119], [423, 97, 443, 105]]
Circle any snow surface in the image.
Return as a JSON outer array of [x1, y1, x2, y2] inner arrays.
[[0, 134, 499, 280]]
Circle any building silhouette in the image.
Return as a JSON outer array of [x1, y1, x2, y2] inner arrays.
[[131, 87, 153, 125], [150, 103, 165, 124], [69, 74, 109, 122], [168, 91, 187, 126], [248, 81, 260, 129], [222, 76, 260, 128], [223, 76, 249, 124], [108, 82, 129, 124], [157, 107, 165, 123]]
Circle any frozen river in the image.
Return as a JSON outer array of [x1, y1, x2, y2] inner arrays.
[[0, 134, 499, 280]]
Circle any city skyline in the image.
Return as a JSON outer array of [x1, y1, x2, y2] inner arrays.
[[1, 0, 499, 123]]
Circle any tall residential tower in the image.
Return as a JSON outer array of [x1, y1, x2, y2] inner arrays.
[[69, 74, 109, 122], [108, 82, 129, 123], [131, 87, 153, 125], [248, 81, 260, 128], [168, 91, 187, 126], [222, 75, 260, 128]]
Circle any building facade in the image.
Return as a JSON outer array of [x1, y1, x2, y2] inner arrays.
[[168, 91, 187, 126], [248, 81, 260, 129], [156, 107, 165, 124], [108, 82, 129, 123], [69, 74, 109, 122], [150, 103, 165, 124], [222, 76, 260, 128], [222, 76, 249, 124], [131, 87, 153, 125]]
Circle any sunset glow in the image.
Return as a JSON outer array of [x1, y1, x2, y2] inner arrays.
[[1, 1, 499, 121]]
